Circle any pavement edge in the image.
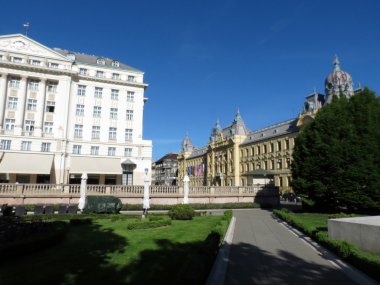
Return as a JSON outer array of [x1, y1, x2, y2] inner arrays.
[[205, 215, 236, 285]]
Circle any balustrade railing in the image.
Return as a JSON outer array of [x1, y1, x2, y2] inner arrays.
[[23, 184, 64, 195], [150, 186, 178, 195], [87, 185, 106, 194], [0, 183, 17, 194], [110, 185, 144, 195], [189, 187, 211, 195], [0, 183, 277, 198]]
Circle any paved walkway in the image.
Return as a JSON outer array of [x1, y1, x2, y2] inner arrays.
[[224, 209, 365, 285]]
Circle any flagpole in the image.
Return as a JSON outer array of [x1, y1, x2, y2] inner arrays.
[[23, 22, 30, 36]]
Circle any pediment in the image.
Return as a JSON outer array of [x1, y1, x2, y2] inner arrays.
[[0, 34, 70, 62]]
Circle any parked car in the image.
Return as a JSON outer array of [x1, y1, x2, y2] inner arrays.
[[281, 192, 301, 203]]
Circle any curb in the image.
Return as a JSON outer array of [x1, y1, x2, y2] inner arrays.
[[205, 216, 236, 285]]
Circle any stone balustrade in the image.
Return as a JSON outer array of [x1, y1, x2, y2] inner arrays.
[[0, 183, 279, 206]]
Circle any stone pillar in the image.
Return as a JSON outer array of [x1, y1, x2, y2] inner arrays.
[[0, 73, 8, 128], [35, 78, 47, 136], [78, 172, 88, 212], [183, 175, 189, 204]]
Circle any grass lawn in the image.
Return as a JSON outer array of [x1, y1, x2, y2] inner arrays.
[[0, 215, 228, 285]]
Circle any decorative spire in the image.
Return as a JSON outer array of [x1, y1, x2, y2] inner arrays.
[[232, 108, 243, 125], [333, 54, 340, 71], [215, 119, 221, 131]]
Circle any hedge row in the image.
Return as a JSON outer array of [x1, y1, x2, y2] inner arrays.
[[122, 202, 260, 211], [126, 217, 172, 230], [273, 209, 380, 282]]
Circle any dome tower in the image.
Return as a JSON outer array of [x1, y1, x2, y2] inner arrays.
[[325, 55, 354, 103]]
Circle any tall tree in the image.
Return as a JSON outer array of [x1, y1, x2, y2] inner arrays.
[[292, 88, 380, 211]]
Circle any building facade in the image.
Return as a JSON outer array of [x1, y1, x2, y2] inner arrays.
[[178, 56, 359, 193], [151, 153, 178, 186], [0, 34, 152, 185]]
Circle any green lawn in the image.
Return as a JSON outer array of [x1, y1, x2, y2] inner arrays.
[[0, 215, 228, 285]]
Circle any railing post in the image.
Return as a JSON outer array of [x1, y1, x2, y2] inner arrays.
[[238, 187, 244, 195], [210, 187, 215, 195], [106, 186, 111, 195], [178, 186, 183, 195], [63, 185, 70, 194], [16, 184, 24, 195]]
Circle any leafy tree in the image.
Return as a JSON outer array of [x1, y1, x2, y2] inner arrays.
[[292, 88, 380, 211]]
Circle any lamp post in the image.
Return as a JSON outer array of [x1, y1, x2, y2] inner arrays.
[[143, 168, 150, 218]]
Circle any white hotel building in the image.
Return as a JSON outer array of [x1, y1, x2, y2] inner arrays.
[[0, 34, 152, 185]]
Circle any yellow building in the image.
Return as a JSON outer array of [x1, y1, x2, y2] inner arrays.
[[178, 112, 299, 192], [178, 56, 360, 193]]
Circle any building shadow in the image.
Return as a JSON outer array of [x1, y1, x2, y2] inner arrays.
[[224, 242, 356, 285]]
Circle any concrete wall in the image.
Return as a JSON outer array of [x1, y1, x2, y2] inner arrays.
[[328, 216, 380, 255]]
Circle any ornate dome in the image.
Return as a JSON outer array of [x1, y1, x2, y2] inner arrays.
[[325, 55, 354, 103], [181, 134, 193, 152]]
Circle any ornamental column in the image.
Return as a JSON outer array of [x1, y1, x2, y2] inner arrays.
[[15, 76, 28, 135], [0, 73, 8, 129], [34, 78, 47, 137]]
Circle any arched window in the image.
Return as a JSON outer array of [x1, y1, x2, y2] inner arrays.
[[97, 58, 105, 65]]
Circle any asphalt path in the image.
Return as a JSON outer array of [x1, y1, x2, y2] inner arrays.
[[224, 209, 370, 285]]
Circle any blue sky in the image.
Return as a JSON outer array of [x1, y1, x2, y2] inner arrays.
[[1, 0, 379, 160]]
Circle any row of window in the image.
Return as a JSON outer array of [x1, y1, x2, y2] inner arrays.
[[73, 145, 132, 157], [7, 97, 56, 113], [4, 119, 53, 133], [240, 159, 291, 172], [240, 140, 291, 157], [8, 78, 58, 92], [79, 68, 135, 82], [5, 56, 60, 69], [77, 85, 135, 101], [3, 119, 134, 140], [76, 105, 133, 120], [0, 139, 133, 157], [95, 58, 119, 67], [0, 139, 51, 152], [75, 125, 133, 141]]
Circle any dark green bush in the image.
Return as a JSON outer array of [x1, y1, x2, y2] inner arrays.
[[168, 205, 195, 220], [121, 202, 260, 211], [127, 218, 171, 230]]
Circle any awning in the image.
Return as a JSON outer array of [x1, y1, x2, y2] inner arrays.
[[121, 159, 136, 166], [0, 152, 53, 174], [242, 169, 275, 177], [70, 156, 123, 174]]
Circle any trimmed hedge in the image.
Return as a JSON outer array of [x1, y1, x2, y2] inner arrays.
[[273, 209, 380, 282], [127, 217, 172, 230], [168, 205, 195, 220], [121, 202, 260, 211]]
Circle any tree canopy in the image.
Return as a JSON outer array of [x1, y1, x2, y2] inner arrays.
[[292, 88, 380, 211]]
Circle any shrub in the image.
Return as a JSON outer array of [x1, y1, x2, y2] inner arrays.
[[168, 205, 195, 220], [127, 217, 171, 230]]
